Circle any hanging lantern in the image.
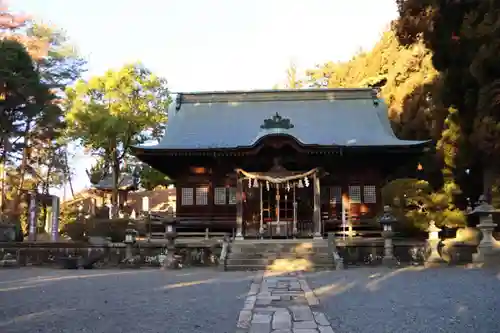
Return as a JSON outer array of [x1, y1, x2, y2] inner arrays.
[[253, 178, 259, 188], [266, 181, 270, 191], [298, 179, 304, 188], [286, 182, 290, 192], [417, 163, 423, 171], [304, 176, 310, 187], [247, 178, 252, 188]]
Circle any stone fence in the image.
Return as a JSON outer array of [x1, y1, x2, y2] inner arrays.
[[335, 238, 477, 266], [0, 241, 222, 268], [0, 237, 480, 269]]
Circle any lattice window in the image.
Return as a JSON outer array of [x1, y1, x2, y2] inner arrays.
[[348, 185, 361, 203], [330, 186, 342, 204], [214, 187, 227, 205], [228, 187, 237, 205], [363, 185, 377, 204], [181, 188, 193, 206], [196, 187, 208, 205]]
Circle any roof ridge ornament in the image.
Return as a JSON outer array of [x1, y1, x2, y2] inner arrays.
[[260, 112, 294, 130]]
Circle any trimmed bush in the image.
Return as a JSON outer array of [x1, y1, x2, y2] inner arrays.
[[86, 218, 130, 242]]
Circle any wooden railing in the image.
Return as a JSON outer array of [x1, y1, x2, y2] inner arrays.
[[324, 218, 382, 238], [147, 212, 236, 237]]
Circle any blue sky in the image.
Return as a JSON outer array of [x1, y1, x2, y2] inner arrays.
[[10, 0, 398, 198]]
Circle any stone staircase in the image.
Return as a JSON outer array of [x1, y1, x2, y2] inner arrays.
[[224, 239, 340, 271]]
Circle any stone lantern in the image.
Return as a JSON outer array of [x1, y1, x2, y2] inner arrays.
[[469, 195, 498, 265], [163, 218, 179, 269], [426, 220, 444, 264], [378, 205, 398, 266], [124, 221, 137, 259]]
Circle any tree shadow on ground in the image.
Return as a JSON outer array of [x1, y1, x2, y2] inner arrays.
[[304, 266, 500, 333]]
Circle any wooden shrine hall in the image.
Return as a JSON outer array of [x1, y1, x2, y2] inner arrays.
[[131, 88, 429, 239]]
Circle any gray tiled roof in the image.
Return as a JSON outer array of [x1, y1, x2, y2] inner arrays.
[[136, 89, 429, 150], [93, 173, 137, 191]]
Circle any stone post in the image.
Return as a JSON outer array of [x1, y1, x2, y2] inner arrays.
[[425, 220, 444, 265], [28, 192, 37, 241], [470, 195, 498, 265], [50, 196, 60, 242], [378, 205, 398, 267]]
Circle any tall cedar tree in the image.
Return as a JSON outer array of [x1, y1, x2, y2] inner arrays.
[[305, 29, 465, 228], [394, 0, 499, 204]]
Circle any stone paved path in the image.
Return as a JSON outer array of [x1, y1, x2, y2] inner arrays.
[[237, 270, 334, 333]]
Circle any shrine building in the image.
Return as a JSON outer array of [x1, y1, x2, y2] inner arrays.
[[131, 88, 429, 239]]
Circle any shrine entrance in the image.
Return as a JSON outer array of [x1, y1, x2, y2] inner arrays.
[[236, 162, 321, 239], [262, 185, 294, 238]]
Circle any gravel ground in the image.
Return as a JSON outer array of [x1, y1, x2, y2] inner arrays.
[[304, 266, 500, 333], [0, 267, 253, 333]]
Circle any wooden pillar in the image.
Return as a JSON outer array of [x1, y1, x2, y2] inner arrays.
[[293, 186, 298, 237], [276, 186, 281, 235], [259, 185, 264, 236], [313, 172, 322, 239], [235, 176, 244, 240]]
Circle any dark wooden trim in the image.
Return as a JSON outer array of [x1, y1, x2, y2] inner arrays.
[[131, 139, 431, 157]]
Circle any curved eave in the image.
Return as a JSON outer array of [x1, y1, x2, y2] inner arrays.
[[130, 138, 432, 156]]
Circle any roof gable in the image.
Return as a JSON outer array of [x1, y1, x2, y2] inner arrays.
[[136, 88, 429, 150]]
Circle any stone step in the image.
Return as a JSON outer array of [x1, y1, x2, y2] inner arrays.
[[226, 258, 274, 266], [225, 257, 335, 270], [225, 262, 335, 271], [224, 240, 337, 271], [225, 264, 268, 271], [228, 252, 330, 260]]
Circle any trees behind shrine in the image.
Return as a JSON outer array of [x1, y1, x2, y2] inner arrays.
[[64, 64, 170, 218], [302, 1, 500, 226], [393, 1, 500, 207], [0, 6, 86, 225]]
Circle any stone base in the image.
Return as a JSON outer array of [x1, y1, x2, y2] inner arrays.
[[0, 259, 19, 268], [382, 256, 399, 268], [474, 250, 500, 268], [425, 252, 446, 267], [162, 253, 182, 270], [312, 234, 323, 241]]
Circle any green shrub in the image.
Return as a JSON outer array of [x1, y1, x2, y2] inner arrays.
[[61, 222, 87, 241], [86, 218, 130, 242]]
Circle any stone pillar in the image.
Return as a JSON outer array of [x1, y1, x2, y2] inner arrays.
[[378, 205, 398, 267], [470, 195, 498, 265], [51, 196, 60, 242], [28, 193, 37, 241], [425, 220, 444, 265], [313, 172, 322, 239], [235, 176, 244, 240]]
